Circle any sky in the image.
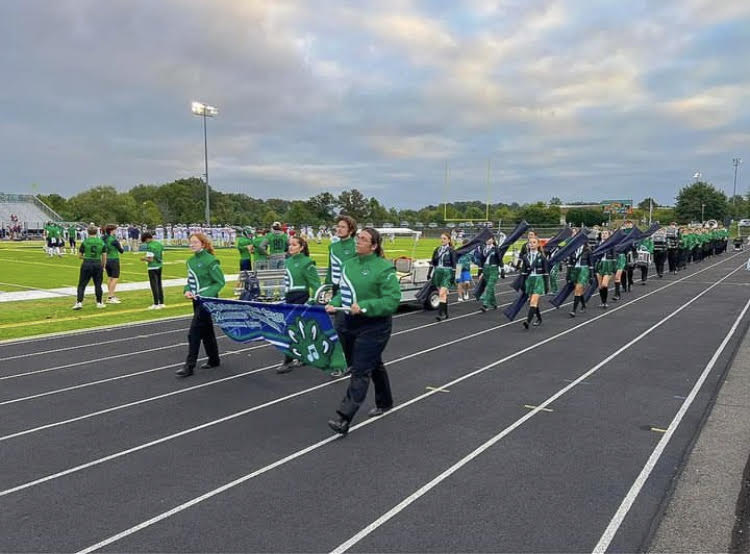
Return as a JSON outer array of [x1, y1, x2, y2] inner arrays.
[[2, 0, 749, 208]]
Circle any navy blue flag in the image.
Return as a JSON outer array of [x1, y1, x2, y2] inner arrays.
[[455, 228, 494, 257], [503, 291, 529, 321], [543, 227, 573, 256], [197, 297, 346, 372]]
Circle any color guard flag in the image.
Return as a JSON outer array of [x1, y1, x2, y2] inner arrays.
[[197, 297, 347, 372]]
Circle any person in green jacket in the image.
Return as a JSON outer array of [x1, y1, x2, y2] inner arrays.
[[72, 226, 107, 310], [176, 233, 226, 378], [140, 231, 165, 309], [102, 224, 125, 304], [277, 235, 322, 374], [325, 215, 358, 378], [325, 227, 401, 435], [236, 228, 254, 272]]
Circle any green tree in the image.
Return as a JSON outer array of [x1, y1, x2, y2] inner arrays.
[[338, 189, 369, 221], [516, 202, 561, 224], [263, 209, 280, 227], [37, 193, 71, 219], [286, 201, 314, 225], [549, 196, 562, 205], [306, 192, 338, 222], [565, 208, 606, 227], [675, 182, 728, 223], [638, 197, 659, 211], [140, 200, 163, 227]]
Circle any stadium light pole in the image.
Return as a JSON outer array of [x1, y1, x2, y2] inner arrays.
[[732, 158, 743, 207], [191, 101, 218, 226]]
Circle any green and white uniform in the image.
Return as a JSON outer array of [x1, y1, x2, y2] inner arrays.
[[284, 253, 321, 298], [145, 240, 164, 270], [326, 236, 356, 289], [184, 249, 225, 298], [330, 253, 401, 316]]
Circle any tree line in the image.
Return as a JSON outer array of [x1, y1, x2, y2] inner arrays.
[[37, 177, 748, 227]]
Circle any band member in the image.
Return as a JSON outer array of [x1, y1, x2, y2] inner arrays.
[[177, 233, 225, 378], [519, 236, 548, 329], [456, 251, 473, 302], [102, 224, 125, 304], [652, 227, 667, 278], [326, 215, 358, 378], [479, 236, 500, 312], [568, 237, 592, 318], [596, 230, 615, 308], [635, 238, 653, 284], [613, 221, 634, 299], [431, 232, 457, 321], [666, 222, 680, 274], [325, 228, 401, 436], [276, 236, 321, 374], [140, 231, 165, 309]]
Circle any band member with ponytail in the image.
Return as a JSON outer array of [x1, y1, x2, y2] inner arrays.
[[596, 230, 615, 308], [431, 232, 457, 321], [613, 221, 634, 300], [177, 233, 225, 378], [478, 236, 501, 312], [568, 237, 592, 318], [276, 235, 321, 374], [519, 236, 549, 329], [325, 228, 401, 436]]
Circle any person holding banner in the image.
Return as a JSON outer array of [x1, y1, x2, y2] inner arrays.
[[176, 233, 226, 378], [479, 236, 501, 312], [596, 230, 616, 308], [568, 236, 592, 318], [325, 227, 401, 436], [326, 215, 358, 378], [519, 236, 549, 329], [276, 236, 322, 374], [431, 232, 457, 321]]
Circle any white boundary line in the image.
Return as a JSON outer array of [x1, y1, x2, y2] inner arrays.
[[72, 259, 744, 554], [592, 295, 750, 553], [329, 263, 746, 554]]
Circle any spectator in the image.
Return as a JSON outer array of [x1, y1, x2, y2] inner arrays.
[[141, 232, 165, 309]]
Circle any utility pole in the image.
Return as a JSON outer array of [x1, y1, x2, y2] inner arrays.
[[732, 158, 743, 207]]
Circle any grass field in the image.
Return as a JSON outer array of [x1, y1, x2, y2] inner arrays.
[[0, 238, 449, 340]]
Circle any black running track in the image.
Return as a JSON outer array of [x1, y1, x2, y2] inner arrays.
[[1, 252, 749, 553]]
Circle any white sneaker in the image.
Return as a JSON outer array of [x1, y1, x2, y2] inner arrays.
[[96, 302, 106, 309], [456, 297, 464, 302], [72, 302, 83, 310], [147, 304, 159, 310], [107, 297, 122, 304], [156, 304, 166, 309]]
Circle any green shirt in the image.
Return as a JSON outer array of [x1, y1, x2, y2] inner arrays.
[[184, 249, 225, 298], [284, 253, 321, 295], [326, 236, 356, 286], [79, 236, 106, 261], [252, 236, 269, 261], [145, 240, 164, 270], [266, 231, 289, 255], [330, 253, 401, 317], [103, 234, 123, 260], [236, 236, 253, 260], [67, 226, 77, 240]]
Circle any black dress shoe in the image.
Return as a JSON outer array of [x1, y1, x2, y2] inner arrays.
[[176, 365, 194, 377], [522, 321, 529, 330], [327, 417, 350, 436], [200, 361, 220, 369], [367, 406, 392, 417]]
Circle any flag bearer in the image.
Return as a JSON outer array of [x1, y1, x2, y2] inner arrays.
[[596, 230, 616, 308], [478, 236, 501, 312], [568, 239, 593, 318], [276, 236, 321, 374], [176, 233, 225, 378], [431, 232, 457, 321], [325, 228, 401, 436], [519, 236, 549, 329]]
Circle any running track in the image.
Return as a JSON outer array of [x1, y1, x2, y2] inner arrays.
[[1, 251, 748, 553]]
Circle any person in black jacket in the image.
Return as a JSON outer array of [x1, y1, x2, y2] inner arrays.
[[430, 232, 457, 321], [519, 236, 549, 328]]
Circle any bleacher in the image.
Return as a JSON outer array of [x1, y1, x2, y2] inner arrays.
[[0, 193, 61, 232]]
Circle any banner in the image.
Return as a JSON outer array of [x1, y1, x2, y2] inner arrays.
[[197, 297, 347, 372]]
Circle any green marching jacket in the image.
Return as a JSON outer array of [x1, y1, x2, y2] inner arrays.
[[330, 253, 401, 317], [325, 237, 356, 286], [184, 249, 225, 298], [284, 253, 321, 296]]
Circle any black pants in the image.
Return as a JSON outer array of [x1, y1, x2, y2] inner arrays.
[[624, 266, 634, 290], [186, 301, 220, 368], [333, 310, 351, 367], [336, 315, 393, 421], [148, 268, 164, 305], [639, 264, 648, 282], [654, 250, 666, 276], [667, 249, 678, 272], [77, 260, 103, 303]]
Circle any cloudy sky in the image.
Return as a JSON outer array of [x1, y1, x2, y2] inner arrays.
[[2, 0, 749, 208]]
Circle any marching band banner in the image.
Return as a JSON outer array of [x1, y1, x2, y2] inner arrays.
[[197, 297, 347, 372]]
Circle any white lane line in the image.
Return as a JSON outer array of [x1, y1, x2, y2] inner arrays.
[[0, 362, 281, 443], [330, 263, 746, 554], [0, 328, 187, 362], [592, 295, 750, 554], [0, 345, 262, 407], [71, 259, 743, 554]]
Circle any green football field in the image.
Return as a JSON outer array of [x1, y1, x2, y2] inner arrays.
[[0, 238, 447, 340]]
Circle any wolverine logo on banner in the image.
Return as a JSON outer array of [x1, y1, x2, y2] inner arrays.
[[197, 297, 346, 373]]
